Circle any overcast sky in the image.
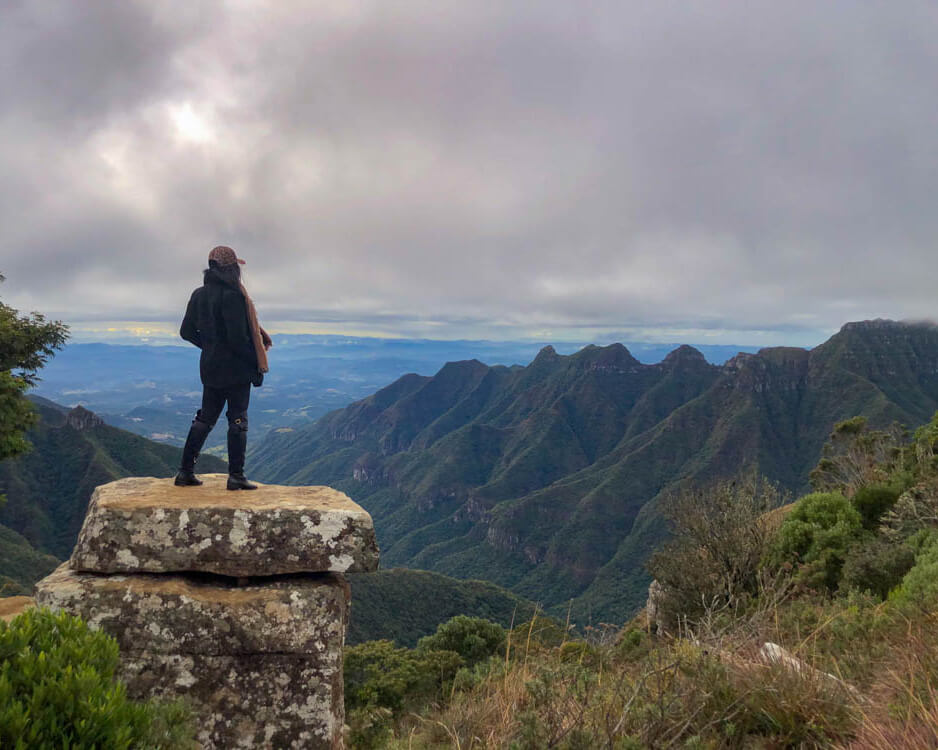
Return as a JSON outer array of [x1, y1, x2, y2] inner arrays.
[[2, 1, 937, 346]]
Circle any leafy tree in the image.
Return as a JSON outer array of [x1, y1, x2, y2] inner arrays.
[[0, 607, 192, 748], [344, 639, 463, 715], [416, 615, 505, 667], [851, 481, 905, 530], [0, 273, 68, 465]]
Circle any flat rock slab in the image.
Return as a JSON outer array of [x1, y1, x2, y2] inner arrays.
[[70, 475, 379, 576], [35, 564, 349, 655]]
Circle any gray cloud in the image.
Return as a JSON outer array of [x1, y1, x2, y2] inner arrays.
[[2, 0, 937, 345]]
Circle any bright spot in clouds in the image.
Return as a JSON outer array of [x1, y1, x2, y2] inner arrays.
[[169, 103, 214, 144]]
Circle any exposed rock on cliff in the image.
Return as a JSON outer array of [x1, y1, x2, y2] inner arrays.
[[35, 474, 379, 749], [65, 404, 104, 431]]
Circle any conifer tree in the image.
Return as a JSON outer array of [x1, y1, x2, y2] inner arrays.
[[0, 272, 68, 464]]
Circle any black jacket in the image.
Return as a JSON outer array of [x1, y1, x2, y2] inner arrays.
[[180, 267, 263, 388]]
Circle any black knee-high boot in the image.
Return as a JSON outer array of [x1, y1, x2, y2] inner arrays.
[[175, 418, 213, 486], [226, 419, 257, 490]]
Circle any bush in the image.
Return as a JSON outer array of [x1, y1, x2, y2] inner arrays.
[[417, 615, 505, 667], [765, 491, 865, 591], [647, 474, 783, 627], [841, 537, 916, 599], [894, 535, 938, 606], [344, 639, 463, 715], [880, 480, 938, 541], [0, 607, 192, 749], [509, 615, 570, 652], [852, 481, 905, 529], [810, 417, 905, 495]]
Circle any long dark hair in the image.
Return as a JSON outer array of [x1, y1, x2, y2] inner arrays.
[[206, 259, 242, 289]]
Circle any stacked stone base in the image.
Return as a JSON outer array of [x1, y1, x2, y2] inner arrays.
[[121, 653, 341, 748], [34, 475, 380, 750], [36, 564, 349, 749]]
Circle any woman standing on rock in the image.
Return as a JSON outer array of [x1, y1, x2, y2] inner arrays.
[[176, 245, 271, 490]]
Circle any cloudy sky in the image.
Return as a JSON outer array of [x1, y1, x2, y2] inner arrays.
[[2, 1, 936, 346]]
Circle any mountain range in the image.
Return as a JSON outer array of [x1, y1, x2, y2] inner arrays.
[[251, 320, 938, 623], [0, 397, 541, 647], [32, 338, 760, 447]]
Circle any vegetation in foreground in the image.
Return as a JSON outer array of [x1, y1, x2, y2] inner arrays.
[[0, 607, 193, 748], [348, 568, 539, 646], [344, 414, 938, 748]]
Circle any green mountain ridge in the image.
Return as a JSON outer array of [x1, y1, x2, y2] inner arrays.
[[0, 397, 226, 560], [0, 523, 59, 596], [251, 319, 938, 623], [1, 398, 538, 649], [347, 568, 538, 647]]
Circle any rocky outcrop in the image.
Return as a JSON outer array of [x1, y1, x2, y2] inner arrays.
[[70, 475, 379, 576], [35, 473, 379, 749], [646, 579, 669, 636], [65, 404, 104, 430]]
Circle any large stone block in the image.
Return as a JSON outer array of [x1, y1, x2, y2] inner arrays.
[[35, 563, 349, 749], [119, 652, 344, 749], [69, 475, 379, 576], [34, 564, 348, 655]]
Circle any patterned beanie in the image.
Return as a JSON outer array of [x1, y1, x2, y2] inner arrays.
[[208, 245, 246, 266]]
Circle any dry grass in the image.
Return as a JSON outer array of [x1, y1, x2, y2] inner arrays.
[[368, 585, 938, 749], [386, 597, 878, 748], [845, 616, 938, 749]]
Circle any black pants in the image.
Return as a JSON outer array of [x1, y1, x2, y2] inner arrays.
[[195, 382, 251, 431], [188, 382, 252, 475]]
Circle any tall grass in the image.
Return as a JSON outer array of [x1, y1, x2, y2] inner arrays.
[[366, 589, 938, 749]]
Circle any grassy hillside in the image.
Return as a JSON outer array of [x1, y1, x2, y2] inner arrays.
[[343, 419, 938, 748], [348, 568, 539, 646], [252, 320, 938, 623], [0, 397, 226, 558]]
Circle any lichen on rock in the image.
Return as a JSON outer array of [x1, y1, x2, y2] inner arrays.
[[34, 474, 376, 749], [70, 474, 379, 576]]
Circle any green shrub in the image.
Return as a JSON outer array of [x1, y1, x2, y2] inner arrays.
[[894, 535, 938, 606], [841, 537, 916, 599], [509, 615, 570, 651], [0, 607, 192, 749], [852, 482, 905, 529], [765, 491, 865, 591], [344, 639, 463, 716], [417, 615, 505, 667]]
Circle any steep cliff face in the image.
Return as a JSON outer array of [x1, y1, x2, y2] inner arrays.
[[250, 321, 938, 623]]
